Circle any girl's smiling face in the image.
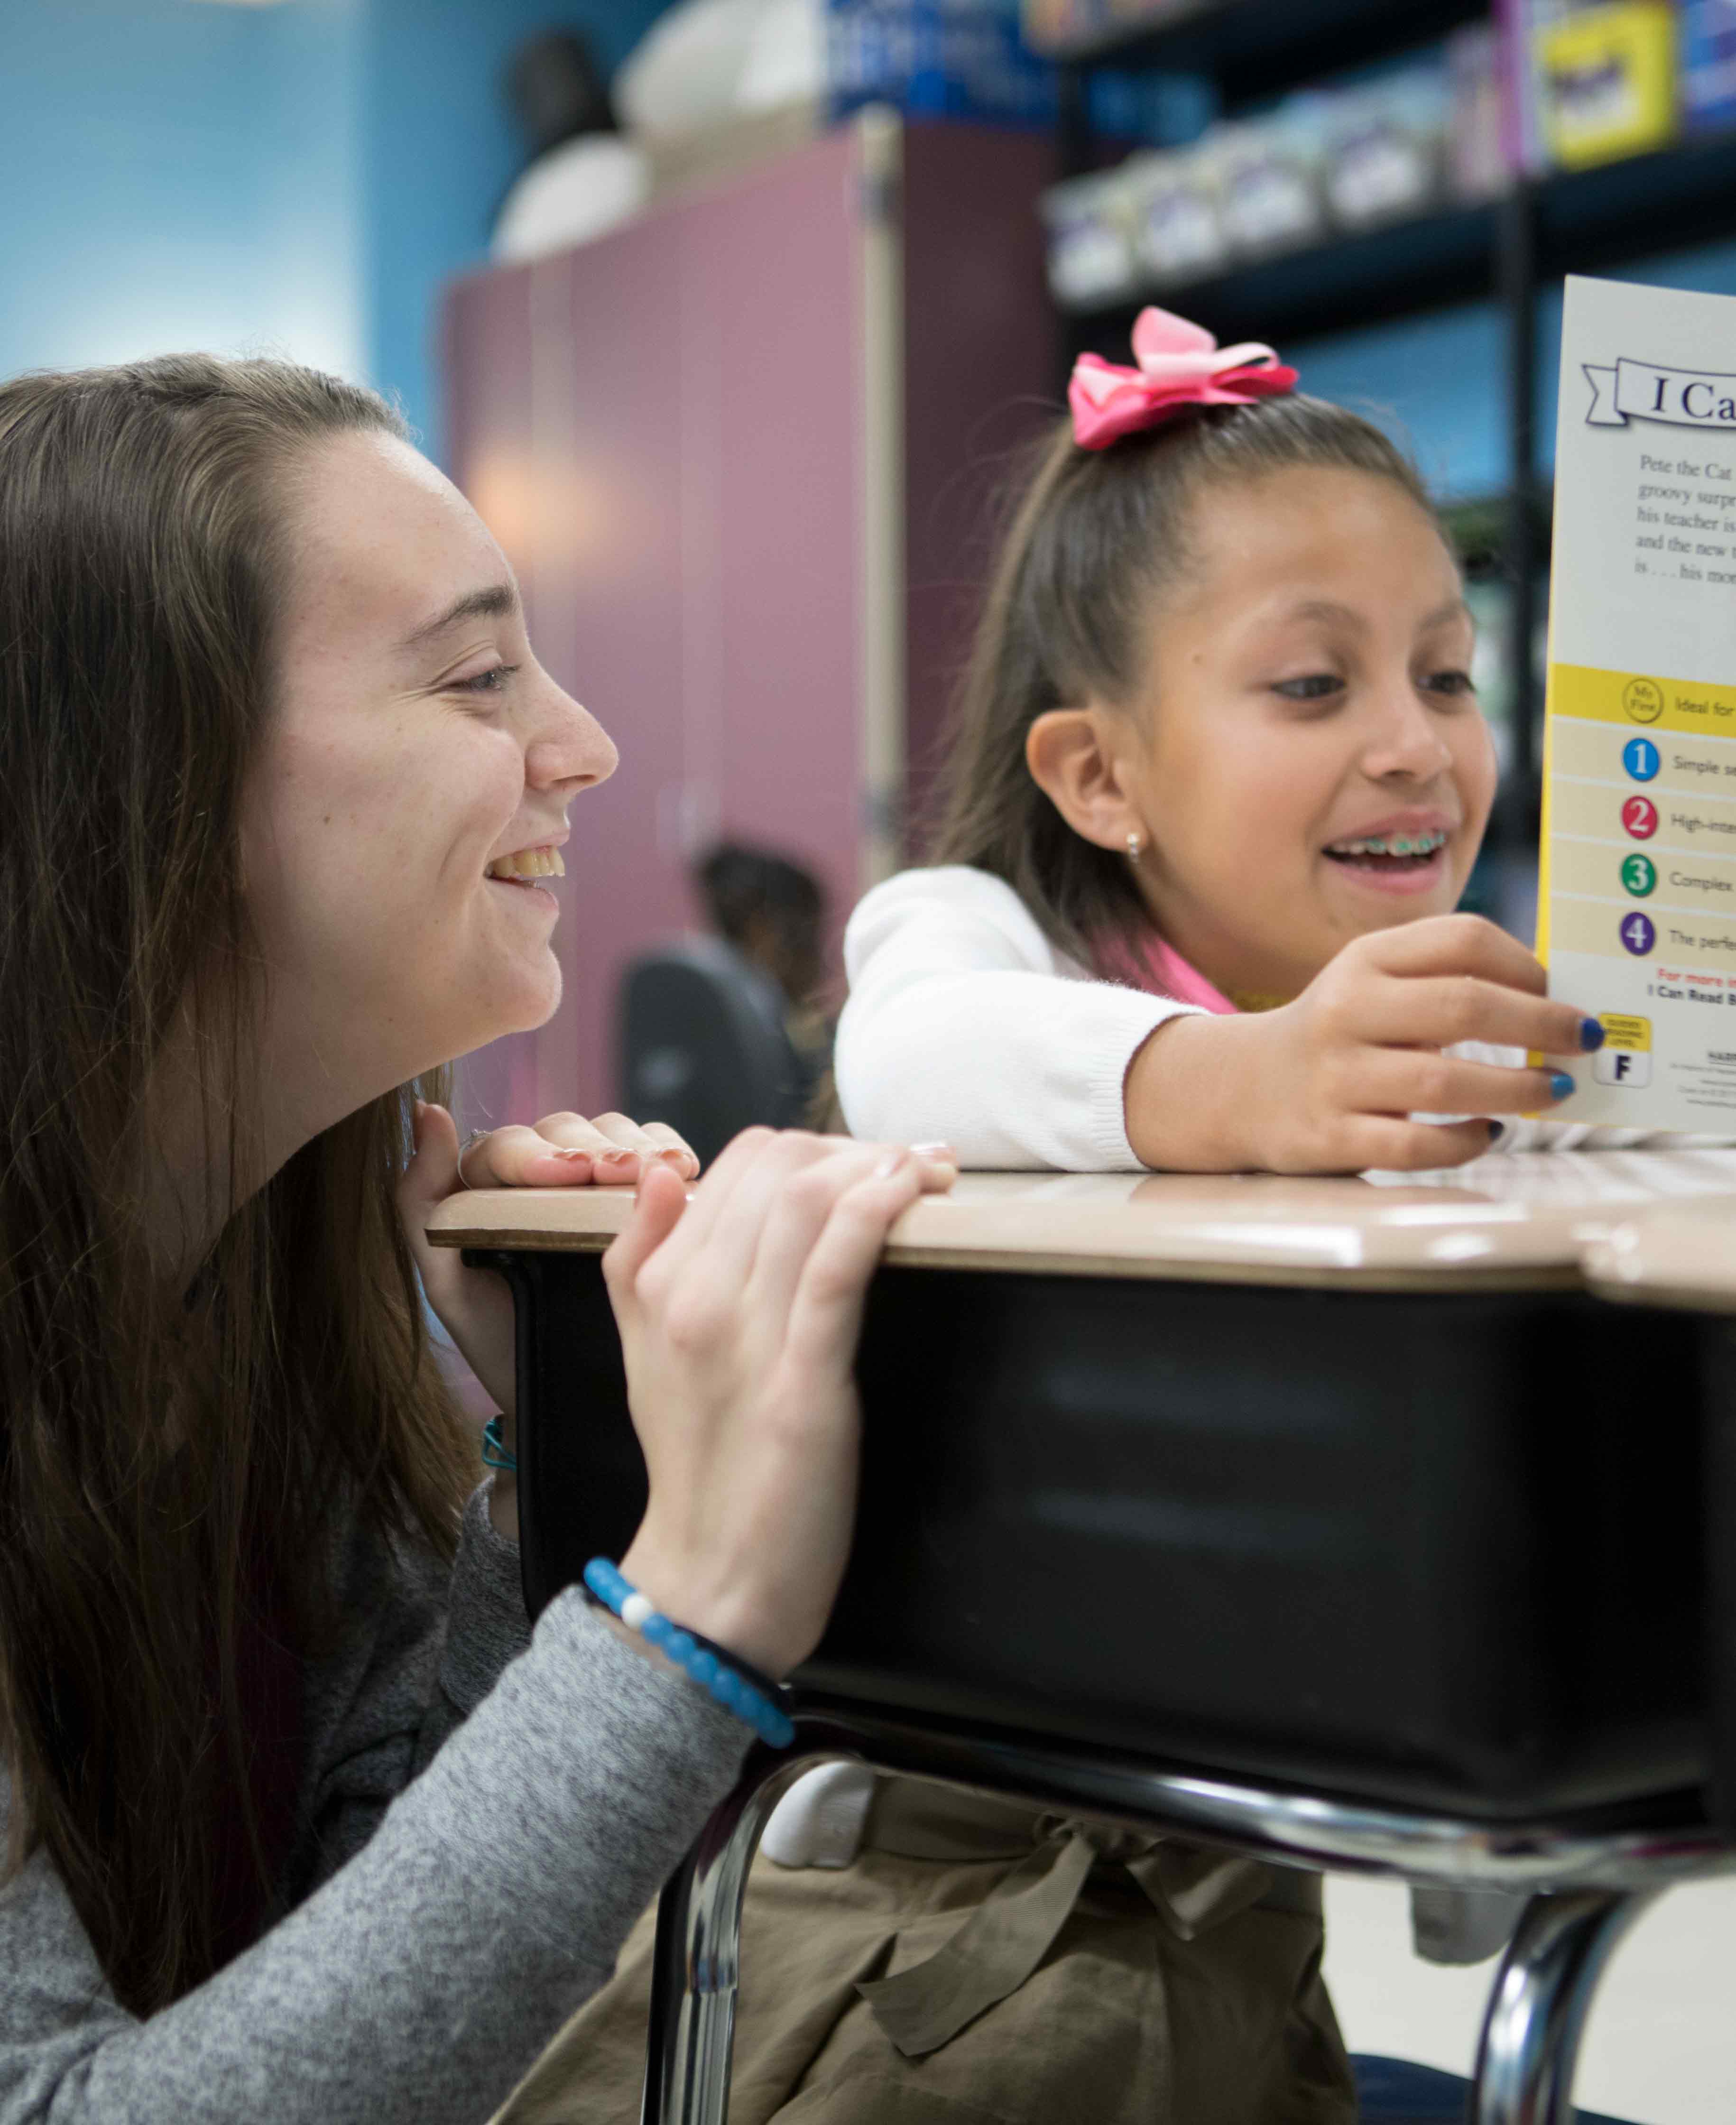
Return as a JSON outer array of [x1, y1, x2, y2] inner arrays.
[[1114, 465, 1496, 1001], [239, 428, 618, 1122]]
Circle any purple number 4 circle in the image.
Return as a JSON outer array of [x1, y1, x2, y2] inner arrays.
[[1621, 912, 1655, 956]]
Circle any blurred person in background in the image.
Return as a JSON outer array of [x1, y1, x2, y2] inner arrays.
[[695, 840, 834, 1099]]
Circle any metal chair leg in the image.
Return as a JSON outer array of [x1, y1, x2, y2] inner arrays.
[[639, 1755, 838, 2125], [1471, 1887, 1658, 2125]]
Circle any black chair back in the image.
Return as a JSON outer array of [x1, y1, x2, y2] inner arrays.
[[616, 937, 810, 1168]]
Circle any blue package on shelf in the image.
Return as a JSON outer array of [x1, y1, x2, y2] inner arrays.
[[827, 0, 1058, 127], [1682, 0, 1736, 131]]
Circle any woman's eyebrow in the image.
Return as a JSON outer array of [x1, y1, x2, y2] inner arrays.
[[397, 582, 518, 653]]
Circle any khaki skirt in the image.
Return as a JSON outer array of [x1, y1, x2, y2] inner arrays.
[[497, 1778, 1357, 2125]]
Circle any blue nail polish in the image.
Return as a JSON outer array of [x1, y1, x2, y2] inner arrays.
[[1550, 1071, 1576, 1101], [1487, 1120, 1505, 1144], [1579, 1017, 1606, 1053]]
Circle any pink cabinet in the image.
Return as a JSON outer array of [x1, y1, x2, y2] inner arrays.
[[443, 115, 1054, 1127]]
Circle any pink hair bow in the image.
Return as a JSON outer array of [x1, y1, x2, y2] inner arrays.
[[1069, 305, 1298, 451]]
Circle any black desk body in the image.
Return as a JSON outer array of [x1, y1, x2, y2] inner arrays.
[[472, 1242, 1714, 1826]]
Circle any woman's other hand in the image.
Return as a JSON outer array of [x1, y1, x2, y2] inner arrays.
[[453, 1108, 701, 1191], [397, 1102, 700, 1428], [1125, 914, 1602, 1174], [605, 1130, 957, 1679]]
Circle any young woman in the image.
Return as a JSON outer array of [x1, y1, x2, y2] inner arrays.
[[0, 352, 950, 2125]]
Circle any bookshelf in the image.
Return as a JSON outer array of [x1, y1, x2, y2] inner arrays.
[[1050, 5, 1736, 858]]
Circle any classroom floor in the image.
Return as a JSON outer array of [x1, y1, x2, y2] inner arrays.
[[1322, 1875, 1736, 2122]]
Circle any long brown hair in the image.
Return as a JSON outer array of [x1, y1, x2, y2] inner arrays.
[[0, 356, 476, 2011], [928, 395, 1441, 971]]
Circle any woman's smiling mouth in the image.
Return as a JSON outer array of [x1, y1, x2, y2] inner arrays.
[[485, 844, 565, 909], [486, 845, 564, 881]]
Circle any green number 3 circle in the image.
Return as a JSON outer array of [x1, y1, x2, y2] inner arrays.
[[1622, 854, 1658, 897]]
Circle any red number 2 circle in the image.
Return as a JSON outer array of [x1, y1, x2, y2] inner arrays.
[[1623, 795, 1659, 840]]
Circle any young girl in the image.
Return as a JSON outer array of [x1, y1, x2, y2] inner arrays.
[[837, 305, 1605, 1175]]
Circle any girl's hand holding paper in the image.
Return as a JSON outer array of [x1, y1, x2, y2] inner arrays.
[[1126, 914, 1604, 1174]]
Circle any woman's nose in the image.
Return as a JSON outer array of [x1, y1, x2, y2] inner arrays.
[[524, 668, 618, 793], [1361, 684, 1453, 782]]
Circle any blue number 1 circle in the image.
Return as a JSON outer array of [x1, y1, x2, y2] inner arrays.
[[1623, 737, 1661, 781], [1621, 912, 1656, 956]]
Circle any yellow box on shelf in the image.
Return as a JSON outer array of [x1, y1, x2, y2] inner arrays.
[[1537, 1, 1678, 170]]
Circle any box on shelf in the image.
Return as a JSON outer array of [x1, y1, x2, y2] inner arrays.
[[1040, 164, 1139, 304], [1682, 0, 1736, 132], [1036, 28, 1508, 311], [1320, 63, 1451, 230], [1202, 111, 1328, 259], [1446, 23, 1512, 201], [1124, 146, 1228, 282], [829, 0, 1056, 126], [1535, 0, 1678, 169], [1497, 0, 1570, 176]]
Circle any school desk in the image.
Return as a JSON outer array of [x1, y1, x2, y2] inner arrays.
[[430, 1150, 1736, 2125]]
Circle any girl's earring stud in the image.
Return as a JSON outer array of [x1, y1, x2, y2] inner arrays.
[[1126, 831, 1143, 861]]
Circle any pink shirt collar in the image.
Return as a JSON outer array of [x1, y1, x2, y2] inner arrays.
[[1131, 933, 1238, 1016]]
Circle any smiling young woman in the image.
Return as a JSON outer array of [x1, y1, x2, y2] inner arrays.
[[0, 354, 951, 2123]]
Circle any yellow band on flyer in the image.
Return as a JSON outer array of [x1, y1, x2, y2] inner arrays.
[[1547, 661, 1736, 736]]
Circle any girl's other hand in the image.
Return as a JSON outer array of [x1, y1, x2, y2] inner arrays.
[[397, 1103, 700, 1430], [605, 1130, 958, 1679], [1125, 914, 1600, 1175]]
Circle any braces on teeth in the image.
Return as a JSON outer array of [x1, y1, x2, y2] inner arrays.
[[1327, 830, 1448, 858]]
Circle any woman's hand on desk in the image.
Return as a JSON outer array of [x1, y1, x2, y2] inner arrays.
[[606, 1129, 957, 1680], [398, 1104, 701, 1510], [449, 1107, 701, 1192], [1125, 915, 1599, 1175]]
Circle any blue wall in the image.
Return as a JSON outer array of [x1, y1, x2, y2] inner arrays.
[[0, 0, 365, 383], [1287, 301, 1510, 500], [0, 0, 671, 455]]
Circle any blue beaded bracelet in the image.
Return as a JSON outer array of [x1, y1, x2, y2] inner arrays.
[[481, 1416, 517, 1473], [582, 1557, 794, 1748]]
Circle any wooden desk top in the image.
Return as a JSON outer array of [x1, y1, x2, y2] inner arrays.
[[1585, 1196, 1736, 1313], [428, 1148, 1736, 1291]]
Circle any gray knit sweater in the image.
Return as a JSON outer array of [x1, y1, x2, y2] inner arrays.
[[0, 1480, 748, 2124]]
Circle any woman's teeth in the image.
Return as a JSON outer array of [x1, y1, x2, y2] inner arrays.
[[1324, 829, 1449, 862], [486, 847, 565, 880]]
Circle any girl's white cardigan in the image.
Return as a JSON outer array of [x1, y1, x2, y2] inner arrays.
[[835, 865, 1712, 1167]]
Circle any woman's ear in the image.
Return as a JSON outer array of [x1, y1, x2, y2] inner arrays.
[[1025, 706, 1144, 851]]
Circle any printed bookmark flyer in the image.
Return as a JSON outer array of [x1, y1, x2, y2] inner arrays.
[[1542, 273, 1736, 1129]]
